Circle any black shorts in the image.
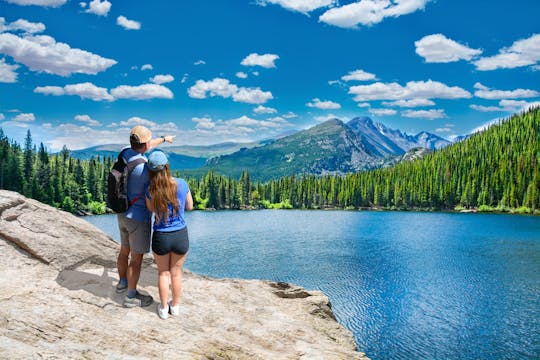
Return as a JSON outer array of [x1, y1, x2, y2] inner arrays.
[[152, 227, 189, 256]]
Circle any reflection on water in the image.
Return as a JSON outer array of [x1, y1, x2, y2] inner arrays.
[[85, 211, 540, 360]]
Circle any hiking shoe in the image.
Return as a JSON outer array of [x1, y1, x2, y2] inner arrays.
[[157, 303, 169, 320], [123, 291, 153, 308], [115, 281, 128, 293], [168, 300, 180, 316]]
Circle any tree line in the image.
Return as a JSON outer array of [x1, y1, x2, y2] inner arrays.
[[1, 107, 538, 214]]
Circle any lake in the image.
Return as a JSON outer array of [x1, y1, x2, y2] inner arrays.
[[85, 210, 540, 359]]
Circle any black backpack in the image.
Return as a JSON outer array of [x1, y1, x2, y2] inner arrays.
[[107, 149, 147, 213]]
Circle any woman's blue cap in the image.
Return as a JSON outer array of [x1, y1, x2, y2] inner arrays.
[[148, 151, 168, 171]]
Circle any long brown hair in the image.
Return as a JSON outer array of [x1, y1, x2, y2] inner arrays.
[[148, 164, 179, 223]]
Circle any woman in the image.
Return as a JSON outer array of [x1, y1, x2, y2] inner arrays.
[[145, 151, 193, 319]]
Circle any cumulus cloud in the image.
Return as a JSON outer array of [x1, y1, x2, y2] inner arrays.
[[369, 108, 397, 116], [470, 99, 540, 113], [314, 114, 339, 122], [4, 0, 66, 7], [357, 102, 371, 108], [282, 112, 298, 118], [141, 64, 153, 71], [0, 33, 117, 76], [236, 72, 248, 79], [349, 79, 471, 101], [117, 16, 141, 30], [253, 105, 278, 114], [0, 58, 19, 82], [402, 109, 446, 119], [86, 0, 111, 16], [74, 114, 101, 126], [319, 0, 429, 28], [13, 113, 35, 122], [382, 98, 435, 107], [194, 60, 206, 65], [188, 78, 273, 104], [473, 82, 539, 99], [435, 127, 452, 133], [150, 74, 174, 84], [111, 84, 173, 100], [256, 0, 336, 14], [35, 82, 114, 101], [341, 69, 376, 81], [241, 53, 279, 68], [0, 18, 46, 34], [189, 114, 291, 143], [306, 98, 341, 109], [415, 34, 482, 63], [473, 34, 540, 71]]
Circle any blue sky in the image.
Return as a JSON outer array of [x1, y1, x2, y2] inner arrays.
[[1, 0, 539, 151]]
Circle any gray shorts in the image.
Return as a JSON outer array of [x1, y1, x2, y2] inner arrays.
[[117, 214, 151, 254]]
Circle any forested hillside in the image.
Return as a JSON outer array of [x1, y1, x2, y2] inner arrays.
[[1, 107, 538, 214]]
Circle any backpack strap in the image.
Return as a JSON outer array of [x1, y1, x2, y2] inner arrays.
[[122, 150, 147, 207]]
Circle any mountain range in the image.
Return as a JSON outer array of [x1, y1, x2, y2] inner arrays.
[[70, 117, 450, 181], [199, 117, 450, 180]]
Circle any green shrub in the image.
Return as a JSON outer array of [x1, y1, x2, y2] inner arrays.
[[87, 201, 106, 215]]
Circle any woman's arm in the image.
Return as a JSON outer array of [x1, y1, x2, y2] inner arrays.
[[185, 191, 193, 211], [145, 196, 154, 212]]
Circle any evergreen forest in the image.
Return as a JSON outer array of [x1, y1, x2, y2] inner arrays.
[[1, 107, 538, 215]]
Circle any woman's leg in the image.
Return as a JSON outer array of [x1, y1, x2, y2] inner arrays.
[[170, 252, 187, 307], [153, 252, 171, 308]]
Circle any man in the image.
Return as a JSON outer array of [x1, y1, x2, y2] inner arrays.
[[116, 125, 175, 307]]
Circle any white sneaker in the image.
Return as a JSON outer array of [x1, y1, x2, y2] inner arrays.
[[157, 303, 169, 320], [168, 300, 180, 316]]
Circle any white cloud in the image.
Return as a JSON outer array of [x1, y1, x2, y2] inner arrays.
[[350, 80, 471, 101], [435, 127, 452, 133], [357, 102, 371, 108], [65, 82, 114, 101], [473, 82, 538, 99], [34, 85, 65, 96], [241, 53, 279, 68], [4, 0, 66, 7], [188, 78, 273, 104], [256, 0, 335, 14], [254, 105, 278, 114], [194, 60, 206, 65], [252, 71, 260, 76], [341, 69, 376, 81], [150, 74, 174, 84], [141, 64, 153, 71], [110, 84, 173, 100], [470, 99, 540, 113], [282, 112, 298, 118], [382, 98, 435, 107], [233, 87, 274, 104], [370, 108, 397, 116], [35, 82, 114, 101], [189, 114, 291, 142], [415, 34, 482, 63], [0, 33, 117, 76], [13, 113, 35, 122], [74, 114, 100, 126], [86, 0, 111, 16], [473, 34, 540, 71], [314, 114, 339, 122], [306, 98, 341, 109], [319, 0, 429, 28], [0, 18, 46, 34], [236, 72, 248, 79], [117, 16, 141, 30], [181, 73, 188, 83], [0, 58, 19, 82], [402, 109, 446, 119]]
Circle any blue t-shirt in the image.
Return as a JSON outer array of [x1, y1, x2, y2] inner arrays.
[[145, 178, 190, 232], [123, 148, 151, 223]]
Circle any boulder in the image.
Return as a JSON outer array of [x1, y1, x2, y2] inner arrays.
[[0, 190, 368, 359]]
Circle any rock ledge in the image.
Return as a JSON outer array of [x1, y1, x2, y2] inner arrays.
[[0, 190, 368, 359]]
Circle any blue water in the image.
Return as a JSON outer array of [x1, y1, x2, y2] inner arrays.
[[85, 210, 540, 359]]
